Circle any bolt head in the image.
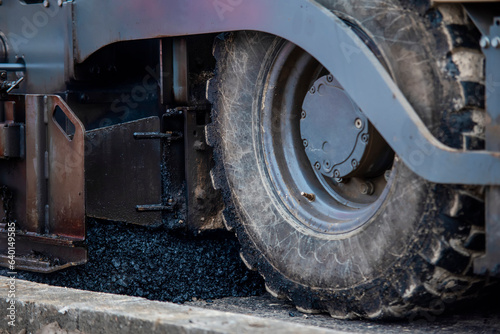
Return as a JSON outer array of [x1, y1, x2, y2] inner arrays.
[[301, 110, 307, 119], [334, 169, 340, 178], [303, 139, 308, 147], [361, 134, 369, 143], [327, 74, 333, 83], [351, 160, 358, 169], [310, 86, 316, 94], [384, 170, 391, 181], [492, 37, 500, 49], [355, 118, 363, 129], [314, 162, 321, 170], [43, 0, 49, 7], [0, 71, 7, 80], [360, 181, 374, 195], [480, 36, 490, 49]]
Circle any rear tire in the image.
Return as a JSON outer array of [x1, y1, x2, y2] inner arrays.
[[208, 1, 488, 319]]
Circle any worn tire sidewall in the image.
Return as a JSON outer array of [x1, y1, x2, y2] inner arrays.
[[215, 1, 455, 291]]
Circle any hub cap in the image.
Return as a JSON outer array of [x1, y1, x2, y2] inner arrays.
[[301, 75, 369, 179]]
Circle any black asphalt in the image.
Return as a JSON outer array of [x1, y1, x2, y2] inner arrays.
[[0, 219, 265, 303]]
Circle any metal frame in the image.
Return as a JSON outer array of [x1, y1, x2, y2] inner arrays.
[[73, 0, 500, 185], [0, 94, 87, 273], [0, 0, 498, 185], [472, 14, 500, 275]]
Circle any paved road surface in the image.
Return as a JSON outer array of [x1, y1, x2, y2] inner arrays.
[[187, 294, 500, 333]]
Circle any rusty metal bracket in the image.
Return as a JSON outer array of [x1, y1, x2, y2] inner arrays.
[[0, 100, 24, 159], [0, 94, 87, 273]]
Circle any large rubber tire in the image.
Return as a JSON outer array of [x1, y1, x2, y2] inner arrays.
[[207, 1, 489, 319]]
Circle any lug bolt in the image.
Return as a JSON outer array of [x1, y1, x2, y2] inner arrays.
[[334, 169, 340, 178], [492, 37, 500, 49], [351, 159, 358, 169], [314, 162, 321, 170], [360, 181, 375, 195], [301, 110, 307, 119], [301, 192, 316, 202], [384, 170, 392, 181], [480, 36, 491, 49], [310, 86, 316, 94], [327, 74, 333, 83], [355, 118, 363, 129], [362, 134, 369, 143], [303, 139, 308, 147]]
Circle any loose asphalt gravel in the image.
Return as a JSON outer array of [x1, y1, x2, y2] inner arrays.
[[0, 218, 265, 303]]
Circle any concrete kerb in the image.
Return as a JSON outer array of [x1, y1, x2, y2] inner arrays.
[[0, 277, 348, 334]]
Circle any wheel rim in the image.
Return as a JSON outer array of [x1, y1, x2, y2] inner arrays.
[[259, 35, 395, 235]]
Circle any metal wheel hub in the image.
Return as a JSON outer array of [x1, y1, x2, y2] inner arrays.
[[301, 75, 369, 179], [259, 37, 395, 235]]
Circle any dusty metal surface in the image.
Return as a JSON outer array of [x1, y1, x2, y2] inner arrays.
[[85, 117, 162, 226], [184, 108, 224, 232], [0, 95, 87, 273], [0, 233, 86, 273], [0, 124, 23, 159], [46, 96, 85, 239], [474, 16, 500, 276], [0, 0, 72, 93], [0, 99, 24, 159], [173, 38, 189, 105], [464, 3, 500, 35]]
